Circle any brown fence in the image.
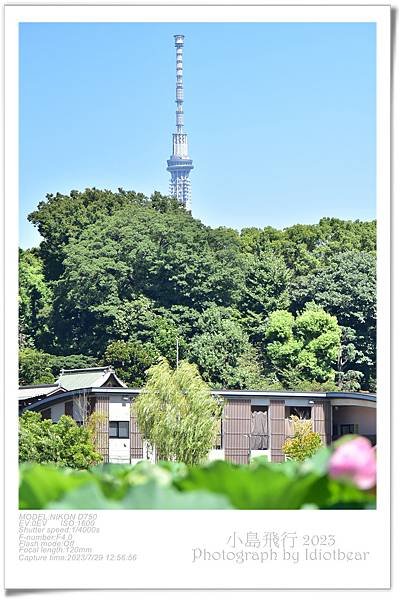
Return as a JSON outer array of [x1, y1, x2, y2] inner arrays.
[[312, 401, 331, 445], [269, 399, 285, 462]]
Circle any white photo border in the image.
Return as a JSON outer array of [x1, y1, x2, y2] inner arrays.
[[4, 3, 391, 590]]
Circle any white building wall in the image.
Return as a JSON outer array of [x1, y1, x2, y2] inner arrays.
[[207, 449, 272, 463], [251, 449, 271, 461], [333, 406, 376, 436], [285, 398, 321, 407], [109, 396, 130, 421], [207, 449, 224, 462], [109, 396, 131, 463], [141, 442, 155, 464], [109, 438, 130, 463]]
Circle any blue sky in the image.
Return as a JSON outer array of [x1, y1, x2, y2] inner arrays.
[[19, 22, 376, 248]]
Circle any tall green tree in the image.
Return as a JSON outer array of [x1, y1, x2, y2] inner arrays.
[[263, 304, 341, 389], [23, 186, 376, 392], [49, 354, 99, 378], [188, 306, 268, 389], [19, 249, 53, 349], [19, 348, 54, 386], [19, 349, 98, 386], [240, 250, 290, 340], [28, 188, 149, 280], [291, 251, 376, 390], [103, 340, 159, 387], [51, 202, 245, 354], [240, 218, 376, 275], [112, 296, 186, 365], [134, 358, 223, 464]]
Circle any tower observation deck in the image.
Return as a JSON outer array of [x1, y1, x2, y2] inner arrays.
[[166, 34, 194, 210]]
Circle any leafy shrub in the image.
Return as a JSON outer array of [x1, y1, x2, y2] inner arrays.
[[282, 416, 322, 461], [19, 411, 102, 469]]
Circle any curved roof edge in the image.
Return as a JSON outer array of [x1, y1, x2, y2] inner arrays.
[[21, 386, 376, 413]]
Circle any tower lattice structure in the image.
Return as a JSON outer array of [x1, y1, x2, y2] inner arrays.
[[166, 34, 194, 210]]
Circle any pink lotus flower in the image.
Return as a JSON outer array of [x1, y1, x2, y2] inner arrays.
[[328, 436, 376, 490]]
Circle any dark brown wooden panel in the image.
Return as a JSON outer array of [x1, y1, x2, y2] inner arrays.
[[64, 400, 73, 418], [89, 396, 96, 415], [312, 400, 331, 445], [223, 399, 251, 464], [130, 399, 143, 460], [269, 399, 285, 462], [41, 408, 51, 420]]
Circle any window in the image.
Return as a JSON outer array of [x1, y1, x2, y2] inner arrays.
[[340, 424, 359, 435], [109, 421, 129, 439], [285, 406, 311, 420], [118, 421, 129, 438], [251, 406, 269, 450]]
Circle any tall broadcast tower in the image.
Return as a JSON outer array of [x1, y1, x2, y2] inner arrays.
[[166, 34, 194, 210]]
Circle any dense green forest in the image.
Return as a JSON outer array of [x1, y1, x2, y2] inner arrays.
[[19, 188, 376, 392]]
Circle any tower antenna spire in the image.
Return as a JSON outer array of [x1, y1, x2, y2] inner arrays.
[[175, 34, 184, 133], [167, 34, 194, 210]]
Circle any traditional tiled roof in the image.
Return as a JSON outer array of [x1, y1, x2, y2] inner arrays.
[[18, 384, 64, 402], [55, 366, 126, 391]]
